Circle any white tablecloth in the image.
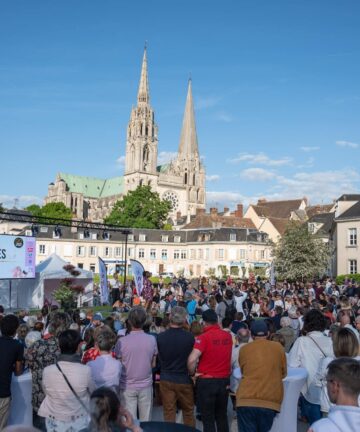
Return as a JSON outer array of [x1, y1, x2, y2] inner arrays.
[[233, 367, 308, 432], [8, 372, 33, 426]]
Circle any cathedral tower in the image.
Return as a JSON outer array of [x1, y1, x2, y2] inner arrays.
[[124, 47, 158, 192], [175, 79, 206, 214]]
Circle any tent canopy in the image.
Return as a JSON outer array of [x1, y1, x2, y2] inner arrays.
[[0, 253, 93, 309], [36, 254, 92, 279]]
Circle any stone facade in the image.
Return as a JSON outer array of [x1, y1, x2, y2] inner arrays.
[[29, 225, 271, 278], [45, 48, 206, 223]]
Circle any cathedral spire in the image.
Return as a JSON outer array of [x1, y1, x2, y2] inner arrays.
[[178, 79, 199, 158], [137, 45, 150, 105]]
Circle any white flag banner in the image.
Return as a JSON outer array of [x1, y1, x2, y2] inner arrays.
[[98, 257, 108, 304], [270, 261, 276, 286], [130, 259, 144, 296]]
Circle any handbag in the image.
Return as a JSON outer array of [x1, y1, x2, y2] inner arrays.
[[55, 362, 90, 414]]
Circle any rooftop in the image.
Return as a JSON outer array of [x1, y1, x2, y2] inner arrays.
[[57, 173, 124, 198], [251, 198, 305, 219]]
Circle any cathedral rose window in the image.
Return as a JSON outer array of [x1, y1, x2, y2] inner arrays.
[[163, 191, 179, 210]]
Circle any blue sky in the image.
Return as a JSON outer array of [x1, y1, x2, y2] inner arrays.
[[1, 0, 359, 210]]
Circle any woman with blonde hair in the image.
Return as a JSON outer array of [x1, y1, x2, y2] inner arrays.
[[316, 327, 360, 414]]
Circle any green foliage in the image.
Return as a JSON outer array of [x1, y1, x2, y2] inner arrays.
[[26, 202, 72, 224], [162, 223, 173, 231], [336, 274, 360, 285], [104, 186, 172, 229], [0, 203, 4, 212], [271, 221, 331, 281], [230, 266, 239, 276], [53, 283, 74, 304], [217, 265, 228, 278], [25, 204, 41, 216], [206, 267, 216, 277]]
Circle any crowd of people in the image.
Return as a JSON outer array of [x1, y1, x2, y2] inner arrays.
[[0, 273, 360, 432]]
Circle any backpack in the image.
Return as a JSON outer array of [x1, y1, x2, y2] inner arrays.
[[223, 300, 237, 320]]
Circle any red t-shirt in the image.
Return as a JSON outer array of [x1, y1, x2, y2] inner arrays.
[[194, 324, 232, 378]]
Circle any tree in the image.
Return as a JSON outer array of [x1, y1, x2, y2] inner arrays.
[[104, 185, 172, 229], [271, 221, 330, 281], [25, 204, 41, 216], [0, 203, 4, 212], [26, 202, 72, 224]]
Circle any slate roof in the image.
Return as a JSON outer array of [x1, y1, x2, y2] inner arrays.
[[308, 212, 335, 235], [57, 173, 124, 198], [337, 194, 360, 202], [252, 199, 304, 219], [336, 201, 360, 220], [22, 225, 268, 244]]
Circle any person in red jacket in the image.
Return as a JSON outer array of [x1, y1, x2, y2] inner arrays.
[[188, 309, 232, 432]]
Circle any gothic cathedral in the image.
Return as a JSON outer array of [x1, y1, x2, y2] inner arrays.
[[45, 48, 206, 223]]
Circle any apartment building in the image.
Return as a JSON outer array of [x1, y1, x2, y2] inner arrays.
[[26, 225, 271, 278]]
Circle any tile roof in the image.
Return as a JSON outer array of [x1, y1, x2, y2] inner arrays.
[[306, 204, 334, 218], [267, 217, 291, 236], [252, 199, 304, 219], [183, 214, 255, 229]]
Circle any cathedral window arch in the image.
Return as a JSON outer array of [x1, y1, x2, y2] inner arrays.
[[184, 172, 188, 185], [193, 173, 196, 185], [145, 126, 148, 136]]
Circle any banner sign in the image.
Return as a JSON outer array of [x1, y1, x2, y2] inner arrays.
[[270, 261, 276, 286], [130, 259, 144, 296], [98, 257, 108, 304], [0, 235, 36, 279]]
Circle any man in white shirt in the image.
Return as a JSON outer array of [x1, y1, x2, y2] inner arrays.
[[309, 358, 360, 432], [234, 289, 248, 319]]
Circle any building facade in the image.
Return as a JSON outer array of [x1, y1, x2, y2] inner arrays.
[[332, 195, 360, 276], [45, 48, 206, 223], [26, 225, 271, 278]]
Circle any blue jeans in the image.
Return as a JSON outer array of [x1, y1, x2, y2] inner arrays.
[[237, 407, 277, 432], [299, 395, 322, 425]]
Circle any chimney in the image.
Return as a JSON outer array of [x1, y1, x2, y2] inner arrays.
[[176, 211, 181, 220], [235, 203, 243, 218], [223, 207, 229, 214], [258, 198, 267, 205], [196, 208, 206, 215], [210, 207, 218, 215]]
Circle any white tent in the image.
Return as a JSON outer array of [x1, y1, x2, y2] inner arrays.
[[0, 254, 93, 310]]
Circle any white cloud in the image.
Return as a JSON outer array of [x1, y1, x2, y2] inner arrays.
[[216, 112, 233, 123], [240, 168, 276, 181], [196, 96, 221, 110], [116, 155, 126, 166], [157, 151, 177, 165], [0, 195, 43, 209], [230, 152, 292, 167], [300, 146, 320, 152], [206, 174, 220, 182], [336, 140, 359, 149], [270, 170, 360, 203], [297, 156, 315, 169]]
